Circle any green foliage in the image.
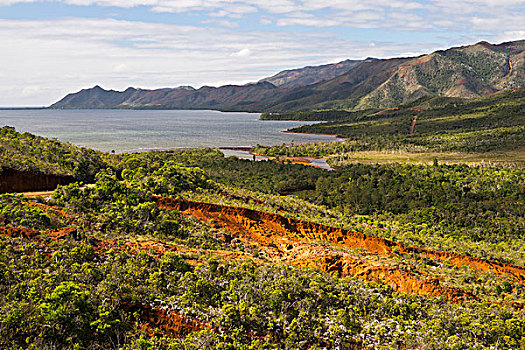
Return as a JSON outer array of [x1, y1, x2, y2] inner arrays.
[[260, 89, 525, 155], [0, 126, 110, 182], [52, 170, 186, 238], [260, 109, 377, 121], [113, 147, 325, 195], [0, 194, 52, 229], [2, 103, 525, 348], [122, 160, 216, 196], [38, 282, 94, 346], [3, 234, 522, 349]]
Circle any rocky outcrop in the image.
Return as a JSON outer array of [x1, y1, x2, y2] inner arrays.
[[0, 168, 75, 193]]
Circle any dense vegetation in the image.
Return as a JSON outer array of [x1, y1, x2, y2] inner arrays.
[[140, 150, 525, 267], [112, 148, 325, 195], [2, 231, 525, 349], [260, 109, 377, 122], [256, 89, 525, 156], [0, 126, 109, 182], [2, 90, 525, 350]]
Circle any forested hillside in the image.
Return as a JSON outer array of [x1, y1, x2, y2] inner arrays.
[[0, 126, 109, 182], [258, 88, 525, 165], [1, 123, 525, 348]]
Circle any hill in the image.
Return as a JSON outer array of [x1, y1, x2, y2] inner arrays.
[[256, 88, 525, 167], [50, 40, 524, 112], [0, 126, 109, 182], [264, 40, 524, 111], [259, 58, 370, 88], [1, 122, 525, 348]]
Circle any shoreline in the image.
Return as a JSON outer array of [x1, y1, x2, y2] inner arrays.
[[118, 130, 345, 155], [117, 130, 341, 170], [280, 129, 347, 141], [2, 109, 344, 155], [218, 146, 253, 152], [229, 149, 334, 171]]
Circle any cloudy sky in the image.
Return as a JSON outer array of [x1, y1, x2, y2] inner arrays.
[[1, 0, 524, 106]]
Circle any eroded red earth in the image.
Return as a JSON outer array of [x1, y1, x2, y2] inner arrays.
[[157, 197, 525, 301], [3, 195, 525, 337]]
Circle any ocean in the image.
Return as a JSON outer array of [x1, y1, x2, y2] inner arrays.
[[0, 109, 338, 153]]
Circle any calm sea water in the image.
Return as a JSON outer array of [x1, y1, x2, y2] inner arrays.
[[0, 109, 338, 153]]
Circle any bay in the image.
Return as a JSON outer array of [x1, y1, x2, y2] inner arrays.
[[0, 109, 339, 153]]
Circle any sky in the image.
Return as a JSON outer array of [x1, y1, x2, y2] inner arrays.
[[0, 0, 524, 106]]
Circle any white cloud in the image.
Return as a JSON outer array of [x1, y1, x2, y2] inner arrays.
[[112, 63, 128, 72], [488, 31, 525, 43], [277, 16, 340, 27], [231, 48, 252, 57], [0, 17, 436, 106], [21, 86, 42, 96], [0, 0, 523, 33], [471, 14, 525, 31], [202, 18, 239, 28]]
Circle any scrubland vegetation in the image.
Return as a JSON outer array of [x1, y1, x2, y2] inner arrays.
[[1, 87, 525, 349]]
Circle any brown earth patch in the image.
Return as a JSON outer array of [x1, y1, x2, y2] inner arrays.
[[157, 198, 525, 282], [294, 254, 471, 300], [0, 168, 75, 193], [156, 197, 496, 301], [0, 225, 40, 239], [251, 153, 326, 169], [121, 302, 209, 337]]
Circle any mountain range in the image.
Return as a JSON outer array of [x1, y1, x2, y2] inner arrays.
[[51, 40, 524, 112]]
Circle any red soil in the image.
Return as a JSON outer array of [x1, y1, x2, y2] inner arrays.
[[409, 115, 418, 134], [121, 302, 208, 337], [0, 225, 40, 239], [0, 168, 75, 193], [254, 154, 326, 169], [157, 197, 506, 301]]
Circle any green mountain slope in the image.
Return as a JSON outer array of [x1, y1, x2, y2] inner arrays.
[[354, 41, 525, 109], [257, 88, 525, 167]]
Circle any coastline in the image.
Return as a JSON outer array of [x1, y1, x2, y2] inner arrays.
[[280, 129, 347, 142], [218, 129, 344, 171], [0, 109, 339, 153], [121, 130, 342, 170], [227, 149, 334, 171]]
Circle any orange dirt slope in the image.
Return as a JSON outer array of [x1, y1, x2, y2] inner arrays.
[[157, 197, 525, 283], [158, 197, 519, 301]]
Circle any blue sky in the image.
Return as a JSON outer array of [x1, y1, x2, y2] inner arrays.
[[0, 0, 524, 106]]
